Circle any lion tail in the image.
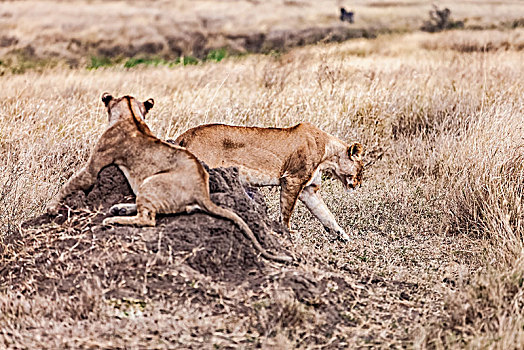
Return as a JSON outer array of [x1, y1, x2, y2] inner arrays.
[[199, 200, 293, 264]]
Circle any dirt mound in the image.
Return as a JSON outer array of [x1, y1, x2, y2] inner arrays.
[[3, 165, 292, 295]]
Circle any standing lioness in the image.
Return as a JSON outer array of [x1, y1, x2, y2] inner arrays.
[[173, 123, 363, 241], [46, 94, 291, 264]]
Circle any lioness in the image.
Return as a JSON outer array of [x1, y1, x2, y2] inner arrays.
[[171, 123, 363, 241], [46, 93, 291, 264]]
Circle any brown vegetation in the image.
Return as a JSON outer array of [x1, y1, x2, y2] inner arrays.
[[1, 2, 524, 347], [1, 0, 524, 71], [421, 5, 464, 33]]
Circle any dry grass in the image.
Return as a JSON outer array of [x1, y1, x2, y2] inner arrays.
[[421, 28, 524, 52], [1, 14, 524, 348]]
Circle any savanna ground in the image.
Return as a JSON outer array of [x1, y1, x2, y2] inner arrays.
[[1, 0, 524, 348]]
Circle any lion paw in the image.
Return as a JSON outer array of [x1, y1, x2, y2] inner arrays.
[[325, 227, 351, 243], [109, 204, 137, 216], [109, 206, 126, 216], [338, 231, 351, 243]]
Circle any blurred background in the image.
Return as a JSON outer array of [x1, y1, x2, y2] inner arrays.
[[1, 0, 523, 72]]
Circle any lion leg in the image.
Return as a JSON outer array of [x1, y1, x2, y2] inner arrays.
[[102, 209, 156, 226], [299, 185, 350, 242], [46, 162, 104, 215], [109, 203, 137, 216], [104, 172, 194, 227], [279, 178, 304, 230], [109, 168, 200, 216], [103, 196, 157, 227]]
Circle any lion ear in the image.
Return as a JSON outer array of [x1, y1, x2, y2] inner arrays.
[[144, 98, 154, 113], [101, 92, 113, 106], [348, 142, 363, 161]]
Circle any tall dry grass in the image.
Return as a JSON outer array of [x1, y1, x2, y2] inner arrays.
[[1, 28, 523, 347]]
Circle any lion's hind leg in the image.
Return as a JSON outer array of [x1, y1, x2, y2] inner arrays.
[[109, 203, 137, 216], [102, 205, 156, 226], [103, 171, 196, 227], [103, 179, 160, 227]]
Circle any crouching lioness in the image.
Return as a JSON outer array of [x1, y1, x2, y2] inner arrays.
[[46, 93, 291, 263], [172, 123, 363, 241]]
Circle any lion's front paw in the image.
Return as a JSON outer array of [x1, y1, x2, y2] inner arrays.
[[325, 226, 351, 243], [337, 230, 351, 243]]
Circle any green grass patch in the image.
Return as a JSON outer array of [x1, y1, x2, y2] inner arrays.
[[2, 48, 233, 73], [87, 56, 115, 70], [123, 55, 200, 68], [205, 48, 228, 62], [88, 49, 231, 70], [124, 57, 170, 68], [179, 55, 199, 65]]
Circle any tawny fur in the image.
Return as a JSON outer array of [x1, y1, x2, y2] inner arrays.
[[173, 123, 363, 241], [46, 93, 291, 263]]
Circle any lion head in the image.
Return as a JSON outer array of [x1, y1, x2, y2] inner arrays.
[[101, 92, 154, 125], [329, 142, 363, 191]]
